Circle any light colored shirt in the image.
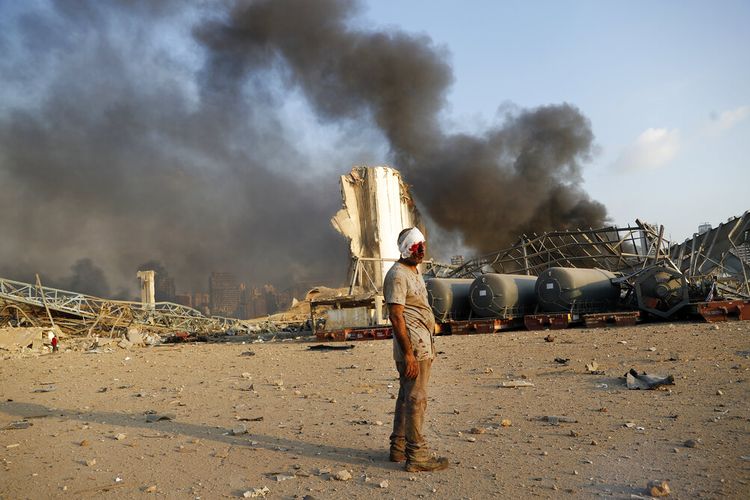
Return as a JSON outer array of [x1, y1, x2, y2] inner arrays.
[[383, 262, 436, 361]]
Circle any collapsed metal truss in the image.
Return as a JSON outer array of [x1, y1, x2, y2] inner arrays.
[[433, 212, 750, 307], [441, 220, 670, 279], [668, 211, 750, 296], [0, 276, 244, 336]]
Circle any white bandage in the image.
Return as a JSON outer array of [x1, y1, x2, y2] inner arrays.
[[398, 227, 425, 259]]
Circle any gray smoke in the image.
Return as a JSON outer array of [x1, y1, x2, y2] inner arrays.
[[198, 0, 607, 252], [0, 0, 607, 297], [0, 1, 349, 295]]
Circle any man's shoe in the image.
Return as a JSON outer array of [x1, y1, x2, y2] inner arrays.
[[389, 449, 406, 462], [405, 456, 449, 472]]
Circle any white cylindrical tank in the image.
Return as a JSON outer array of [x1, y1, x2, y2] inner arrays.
[[535, 267, 620, 313], [469, 273, 538, 318], [425, 278, 473, 322]]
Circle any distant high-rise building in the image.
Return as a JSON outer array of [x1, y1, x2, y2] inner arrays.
[[192, 292, 210, 315], [698, 223, 712, 235], [174, 293, 193, 308], [263, 284, 279, 315], [247, 287, 267, 318], [237, 283, 250, 319], [209, 272, 240, 316], [154, 274, 176, 302]]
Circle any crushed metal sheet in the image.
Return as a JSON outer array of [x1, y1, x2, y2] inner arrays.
[[625, 369, 675, 390]]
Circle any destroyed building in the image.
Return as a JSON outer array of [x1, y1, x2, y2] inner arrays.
[[208, 272, 241, 317]]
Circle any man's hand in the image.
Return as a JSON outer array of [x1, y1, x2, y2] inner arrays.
[[404, 352, 419, 379]]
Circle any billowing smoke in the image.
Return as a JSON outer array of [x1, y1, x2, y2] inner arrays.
[[0, 1, 349, 295], [0, 0, 606, 298], [198, 0, 607, 252]]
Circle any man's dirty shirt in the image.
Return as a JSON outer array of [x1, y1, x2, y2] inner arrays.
[[383, 262, 436, 361]]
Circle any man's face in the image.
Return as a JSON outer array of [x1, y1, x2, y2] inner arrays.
[[407, 241, 426, 264]]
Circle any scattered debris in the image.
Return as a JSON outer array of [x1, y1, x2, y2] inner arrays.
[[241, 351, 256, 356], [236, 416, 264, 422], [469, 427, 486, 434], [501, 380, 535, 388], [2, 420, 31, 430], [272, 474, 295, 482], [243, 486, 270, 498], [544, 334, 555, 342], [585, 362, 605, 375], [540, 415, 578, 425], [231, 425, 248, 436], [647, 479, 671, 497], [145, 485, 157, 493], [501, 419, 512, 427], [379, 480, 389, 488], [684, 439, 700, 448], [0, 327, 50, 351], [85, 458, 97, 467], [114, 433, 127, 440], [625, 369, 675, 390], [308, 344, 355, 351], [554, 358, 570, 364], [32, 386, 56, 393], [145, 413, 174, 423], [332, 470, 352, 481]]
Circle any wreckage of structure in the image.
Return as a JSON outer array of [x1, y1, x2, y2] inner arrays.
[[0, 274, 246, 341], [316, 206, 750, 340], [427, 211, 750, 332], [319, 166, 425, 339]]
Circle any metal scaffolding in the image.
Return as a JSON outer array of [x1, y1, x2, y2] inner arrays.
[[669, 211, 750, 296], [0, 276, 244, 336], [440, 220, 670, 279]]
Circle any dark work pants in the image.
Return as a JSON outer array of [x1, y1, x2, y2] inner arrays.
[[390, 359, 432, 462]]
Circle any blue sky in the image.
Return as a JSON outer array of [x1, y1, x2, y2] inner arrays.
[[360, 0, 750, 241]]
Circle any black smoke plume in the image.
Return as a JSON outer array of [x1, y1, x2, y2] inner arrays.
[[0, 0, 606, 297], [198, 0, 607, 252]]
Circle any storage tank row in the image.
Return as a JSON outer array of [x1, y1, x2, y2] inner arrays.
[[426, 267, 623, 321]]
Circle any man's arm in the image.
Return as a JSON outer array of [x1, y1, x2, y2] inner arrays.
[[388, 303, 419, 379]]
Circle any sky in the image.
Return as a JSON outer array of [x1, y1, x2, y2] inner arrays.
[[362, 0, 750, 241], [0, 0, 748, 296]]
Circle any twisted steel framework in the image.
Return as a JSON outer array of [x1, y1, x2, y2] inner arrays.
[[0, 277, 243, 335]]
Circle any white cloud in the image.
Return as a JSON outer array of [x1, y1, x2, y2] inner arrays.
[[706, 105, 750, 136], [612, 128, 680, 172]]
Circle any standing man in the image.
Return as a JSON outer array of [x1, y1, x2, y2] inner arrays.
[[383, 227, 449, 472]]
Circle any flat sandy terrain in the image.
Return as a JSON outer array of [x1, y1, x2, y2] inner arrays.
[[1, 321, 749, 499]]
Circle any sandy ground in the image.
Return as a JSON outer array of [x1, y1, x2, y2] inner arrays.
[[1, 321, 749, 499]]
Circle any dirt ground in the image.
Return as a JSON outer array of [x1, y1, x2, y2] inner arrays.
[[1, 321, 749, 499]]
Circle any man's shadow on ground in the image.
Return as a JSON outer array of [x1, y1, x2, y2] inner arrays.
[[0, 400, 397, 472]]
